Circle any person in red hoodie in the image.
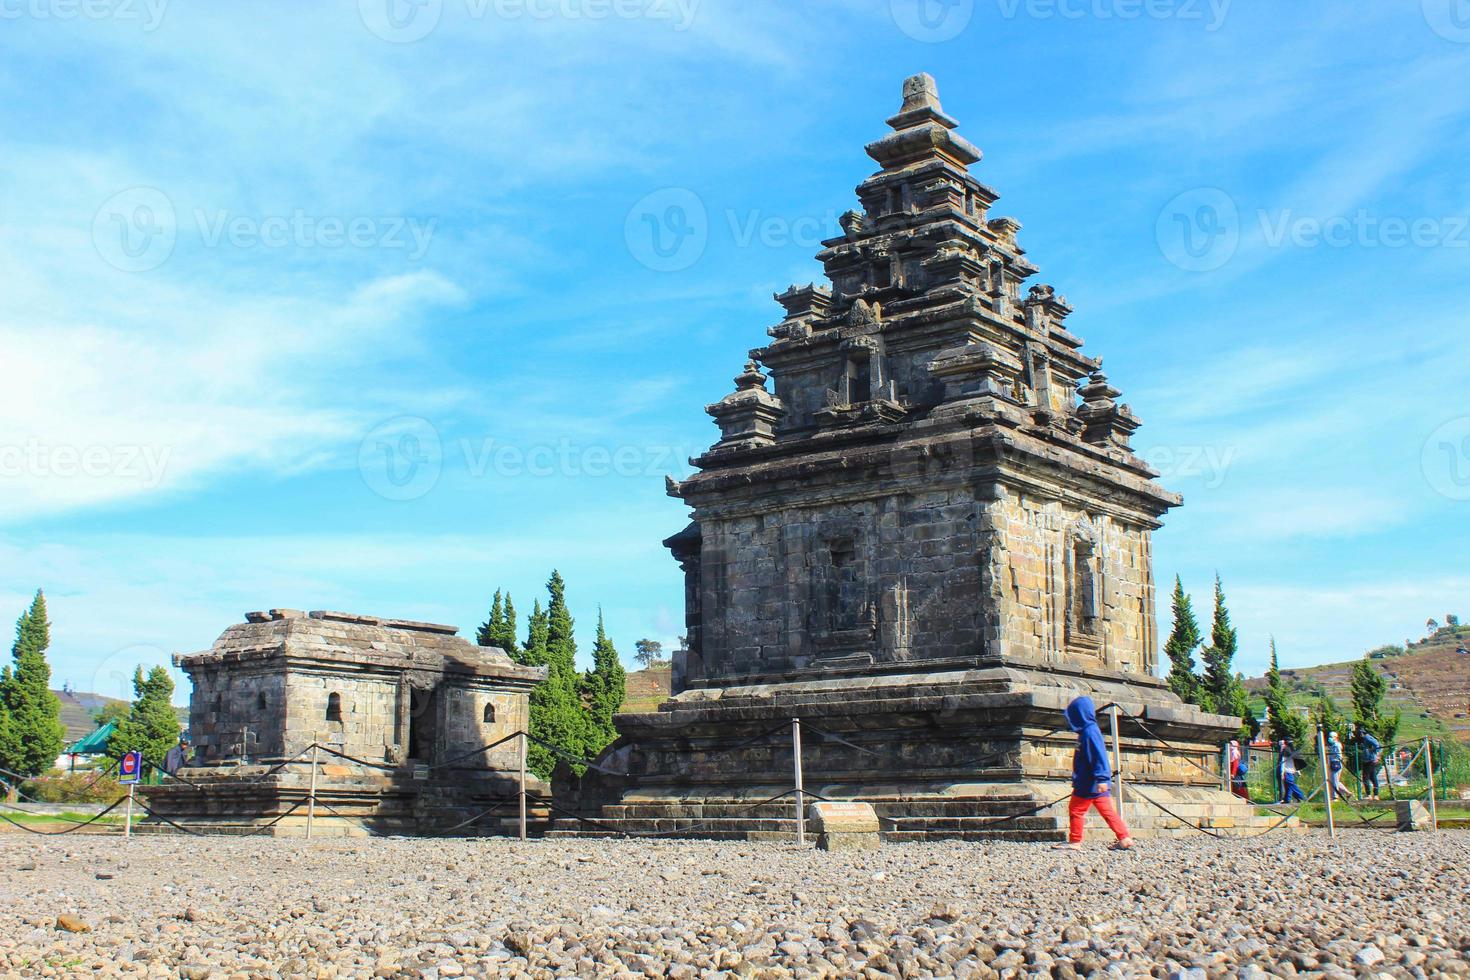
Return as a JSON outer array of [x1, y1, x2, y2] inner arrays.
[[1053, 695, 1134, 851]]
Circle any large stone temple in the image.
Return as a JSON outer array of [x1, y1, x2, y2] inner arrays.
[[142, 609, 547, 836], [555, 74, 1277, 839]]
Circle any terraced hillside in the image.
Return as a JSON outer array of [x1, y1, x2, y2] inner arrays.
[[621, 665, 672, 714], [1248, 625, 1470, 743], [53, 689, 126, 742]]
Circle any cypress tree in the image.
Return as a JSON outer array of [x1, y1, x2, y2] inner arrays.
[[514, 577, 588, 781], [500, 594, 518, 653], [1199, 575, 1249, 727], [1163, 576, 1202, 705], [476, 590, 505, 648], [1350, 653, 1400, 744], [582, 609, 626, 757], [521, 599, 548, 666], [109, 666, 181, 769], [1264, 638, 1308, 746], [0, 591, 66, 777]]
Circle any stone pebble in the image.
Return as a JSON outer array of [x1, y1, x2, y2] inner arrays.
[[0, 831, 1466, 978]]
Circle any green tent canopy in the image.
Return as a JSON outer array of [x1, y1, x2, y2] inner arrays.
[[67, 720, 116, 756]]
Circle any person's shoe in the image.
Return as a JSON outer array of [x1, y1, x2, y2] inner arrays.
[[1109, 839, 1134, 851], [1052, 842, 1083, 851]]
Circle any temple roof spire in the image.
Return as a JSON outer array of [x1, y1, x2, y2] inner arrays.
[[865, 72, 981, 171]]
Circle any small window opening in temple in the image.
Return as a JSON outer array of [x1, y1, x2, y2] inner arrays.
[[325, 692, 342, 722], [871, 261, 891, 289], [848, 355, 872, 402], [1071, 541, 1099, 636], [257, 691, 267, 710], [483, 703, 496, 724]]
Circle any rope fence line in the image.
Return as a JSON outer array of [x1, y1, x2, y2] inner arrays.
[[0, 797, 128, 836], [5, 707, 1454, 842]]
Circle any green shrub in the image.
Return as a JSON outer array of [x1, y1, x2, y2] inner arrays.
[[21, 769, 125, 804]]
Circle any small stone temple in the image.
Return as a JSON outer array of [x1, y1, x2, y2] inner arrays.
[[141, 609, 547, 836], [555, 74, 1280, 839]]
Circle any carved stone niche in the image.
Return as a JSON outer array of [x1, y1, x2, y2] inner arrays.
[[807, 530, 877, 662], [927, 341, 1023, 404], [1064, 519, 1104, 656]]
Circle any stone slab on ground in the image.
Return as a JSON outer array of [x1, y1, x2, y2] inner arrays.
[[1, 831, 1467, 977]]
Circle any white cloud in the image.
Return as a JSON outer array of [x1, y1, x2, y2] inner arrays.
[[0, 268, 467, 522], [1228, 578, 1470, 675]]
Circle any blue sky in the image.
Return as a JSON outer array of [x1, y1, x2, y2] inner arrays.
[[1, 0, 1467, 704]]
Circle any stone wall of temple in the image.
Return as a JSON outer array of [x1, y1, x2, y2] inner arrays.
[[983, 490, 1159, 677]]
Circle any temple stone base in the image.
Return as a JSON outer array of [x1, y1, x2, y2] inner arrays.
[[140, 766, 549, 838], [551, 662, 1301, 841]]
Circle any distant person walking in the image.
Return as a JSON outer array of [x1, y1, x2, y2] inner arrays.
[[1054, 696, 1133, 852], [1353, 723, 1383, 799], [1279, 740, 1307, 804], [1229, 739, 1250, 800], [1327, 731, 1351, 802]]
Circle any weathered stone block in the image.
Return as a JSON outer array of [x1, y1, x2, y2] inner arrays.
[[1396, 799, 1430, 832], [809, 801, 881, 851]]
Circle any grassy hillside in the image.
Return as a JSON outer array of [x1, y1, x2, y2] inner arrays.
[[1246, 625, 1470, 744]]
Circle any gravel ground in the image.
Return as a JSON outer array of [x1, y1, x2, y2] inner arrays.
[[2, 831, 1467, 979]]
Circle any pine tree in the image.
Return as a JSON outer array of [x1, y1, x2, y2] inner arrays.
[[476, 590, 505, 648], [582, 609, 626, 757], [522, 599, 548, 666], [108, 666, 181, 769], [1162, 576, 1202, 705], [514, 575, 589, 780], [1264, 638, 1308, 746], [0, 591, 66, 778], [1312, 694, 1348, 744], [500, 594, 518, 653], [1198, 576, 1249, 729], [1350, 654, 1400, 745]]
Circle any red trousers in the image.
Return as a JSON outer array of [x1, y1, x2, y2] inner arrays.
[[1068, 792, 1130, 844]]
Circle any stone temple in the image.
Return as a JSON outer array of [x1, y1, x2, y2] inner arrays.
[[556, 75, 1275, 839], [142, 609, 547, 836]]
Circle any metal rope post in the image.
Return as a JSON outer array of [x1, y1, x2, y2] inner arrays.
[[1221, 744, 1231, 793], [518, 730, 528, 842], [792, 717, 805, 847], [306, 740, 319, 841], [1108, 705, 1124, 804], [1317, 728, 1335, 839], [1425, 737, 1438, 832]]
